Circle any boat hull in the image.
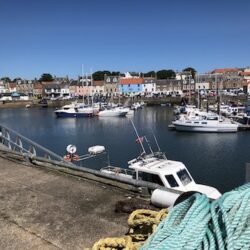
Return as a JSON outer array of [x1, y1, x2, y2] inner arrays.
[[98, 111, 128, 117], [55, 111, 94, 118], [173, 122, 238, 132]]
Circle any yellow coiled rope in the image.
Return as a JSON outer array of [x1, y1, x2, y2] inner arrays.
[[86, 209, 168, 250], [92, 236, 134, 250]]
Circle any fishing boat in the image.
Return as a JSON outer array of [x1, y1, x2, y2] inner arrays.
[[100, 121, 221, 205], [172, 112, 238, 132]]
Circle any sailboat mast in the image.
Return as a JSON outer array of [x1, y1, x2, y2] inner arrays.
[[81, 64, 84, 103], [91, 68, 93, 107], [86, 72, 89, 106]]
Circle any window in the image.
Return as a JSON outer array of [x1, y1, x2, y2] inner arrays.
[[138, 172, 164, 186], [177, 169, 192, 186], [165, 175, 179, 187], [207, 116, 218, 121]]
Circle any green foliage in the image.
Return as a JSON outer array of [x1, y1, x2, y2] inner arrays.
[[182, 67, 197, 79], [93, 71, 121, 80], [156, 70, 176, 79], [93, 71, 111, 81], [1, 77, 11, 82], [144, 71, 156, 77], [39, 73, 54, 82]]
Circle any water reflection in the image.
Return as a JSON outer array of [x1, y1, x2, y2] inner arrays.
[[0, 106, 249, 193]]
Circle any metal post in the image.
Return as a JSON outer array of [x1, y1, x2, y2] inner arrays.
[[189, 74, 191, 104]]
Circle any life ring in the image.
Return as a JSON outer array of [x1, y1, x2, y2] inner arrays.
[[63, 154, 71, 161]]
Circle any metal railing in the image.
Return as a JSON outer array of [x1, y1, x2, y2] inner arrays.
[[0, 123, 65, 162], [0, 124, 183, 197]]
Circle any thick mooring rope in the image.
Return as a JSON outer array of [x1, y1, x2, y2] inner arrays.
[[140, 183, 250, 250]]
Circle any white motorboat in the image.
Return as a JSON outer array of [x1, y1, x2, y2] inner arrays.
[[54, 103, 95, 118], [131, 102, 143, 110], [97, 107, 128, 117], [100, 125, 221, 206], [173, 113, 238, 132]]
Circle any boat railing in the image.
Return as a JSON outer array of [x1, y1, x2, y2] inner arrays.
[[101, 166, 135, 176], [0, 123, 66, 163]]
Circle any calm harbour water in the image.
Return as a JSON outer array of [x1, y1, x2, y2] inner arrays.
[[1, 106, 249, 193]]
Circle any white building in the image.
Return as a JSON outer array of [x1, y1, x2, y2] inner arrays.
[[195, 82, 210, 90], [0, 81, 8, 93], [142, 78, 156, 94], [44, 83, 70, 99]]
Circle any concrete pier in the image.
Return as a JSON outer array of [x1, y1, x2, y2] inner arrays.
[[0, 153, 144, 249]]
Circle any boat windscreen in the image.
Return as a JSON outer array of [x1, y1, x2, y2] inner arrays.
[[177, 169, 192, 186]]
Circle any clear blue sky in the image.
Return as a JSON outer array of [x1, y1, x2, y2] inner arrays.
[[1, 0, 250, 79]]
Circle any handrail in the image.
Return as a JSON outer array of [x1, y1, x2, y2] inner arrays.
[[0, 123, 65, 162]]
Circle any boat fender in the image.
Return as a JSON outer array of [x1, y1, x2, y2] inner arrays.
[[151, 189, 180, 208]]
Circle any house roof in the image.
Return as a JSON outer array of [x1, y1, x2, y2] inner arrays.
[[240, 72, 250, 76], [33, 83, 43, 89], [211, 68, 240, 74], [93, 80, 104, 87], [44, 83, 61, 89], [120, 78, 144, 85]]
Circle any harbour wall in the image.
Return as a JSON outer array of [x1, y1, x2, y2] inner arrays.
[[0, 95, 248, 108]]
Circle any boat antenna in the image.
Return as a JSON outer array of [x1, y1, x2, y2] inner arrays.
[[151, 130, 161, 152], [129, 118, 146, 155], [144, 136, 154, 154]]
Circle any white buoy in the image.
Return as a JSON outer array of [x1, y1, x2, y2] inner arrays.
[[88, 145, 105, 155], [66, 144, 77, 154]]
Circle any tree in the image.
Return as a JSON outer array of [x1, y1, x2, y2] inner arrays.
[[182, 67, 197, 79], [39, 73, 54, 82], [93, 71, 111, 81], [1, 77, 11, 82], [156, 70, 176, 79], [110, 71, 121, 76], [143, 71, 156, 78]]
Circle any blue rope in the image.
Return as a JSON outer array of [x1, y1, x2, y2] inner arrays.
[[140, 182, 250, 250]]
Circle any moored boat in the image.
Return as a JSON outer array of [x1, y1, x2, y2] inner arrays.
[[100, 125, 221, 206], [97, 107, 128, 117], [172, 113, 238, 132], [54, 103, 94, 118]]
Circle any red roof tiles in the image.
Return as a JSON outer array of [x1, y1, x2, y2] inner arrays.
[[119, 78, 144, 85], [240, 72, 250, 76], [212, 68, 240, 74]]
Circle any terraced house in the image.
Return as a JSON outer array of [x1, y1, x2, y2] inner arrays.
[[119, 77, 143, 96], [104, 75, 119, 96]]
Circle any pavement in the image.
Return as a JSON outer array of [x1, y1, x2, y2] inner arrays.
[[0, 154, 142, 249]]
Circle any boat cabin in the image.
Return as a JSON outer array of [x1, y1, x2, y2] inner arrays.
[[128, 156, 195, 191]]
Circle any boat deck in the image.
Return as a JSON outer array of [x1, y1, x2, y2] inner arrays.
[[0, 152, 143, 249]]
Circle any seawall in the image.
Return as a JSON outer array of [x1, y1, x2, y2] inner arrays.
[[0, 148, 146, 249]]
